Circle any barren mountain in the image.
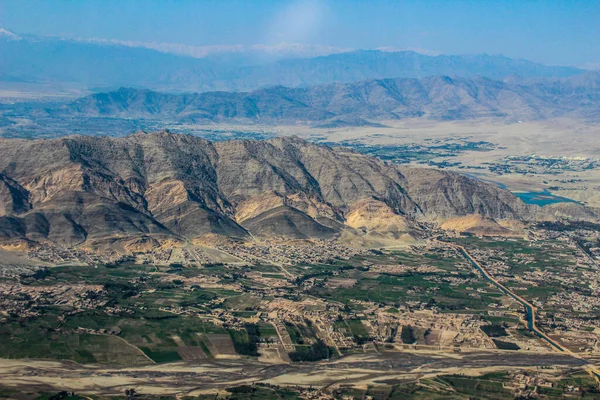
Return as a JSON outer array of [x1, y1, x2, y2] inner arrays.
[[53, 73, 600, 125], [0, 131, 552, 249]]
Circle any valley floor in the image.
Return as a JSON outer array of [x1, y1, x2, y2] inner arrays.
[[2, 224, 600, 398], [0, 349, 591, 398]]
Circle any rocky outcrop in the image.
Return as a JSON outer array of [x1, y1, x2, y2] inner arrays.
[[440, 215, 523, 237], [345, 199, 415, 240], [0, 173, 30, 216], [398, 167, 531, 220]]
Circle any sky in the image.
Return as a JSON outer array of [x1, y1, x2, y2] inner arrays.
[[1, 0, 599, 66]]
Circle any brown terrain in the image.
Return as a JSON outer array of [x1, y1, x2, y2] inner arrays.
[[0, 131, 598, 252]]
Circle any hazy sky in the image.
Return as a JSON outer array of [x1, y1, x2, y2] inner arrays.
[[1, 0, 598, 66]]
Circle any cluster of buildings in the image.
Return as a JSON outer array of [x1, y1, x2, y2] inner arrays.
[[216, 239, 370, 266], [3, 223, 600, 366], [489, 154, 599, 175], [0, 283, 104, 321], [134, 246, 213, 266], [458, 231, 600, 341]]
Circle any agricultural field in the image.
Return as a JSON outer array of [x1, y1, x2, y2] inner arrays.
[[1, 237, 599, 398], [1, 239, 587, 366], [304, 248, 506, 313], [452, 236, 600, 334]]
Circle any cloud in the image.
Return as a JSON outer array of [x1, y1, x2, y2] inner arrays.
[[266, 0, 326, 44], [0, 27, 21, 40], [72, 36, 350, 60]]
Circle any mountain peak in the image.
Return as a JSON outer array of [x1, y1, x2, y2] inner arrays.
[[0, 27, 20, 40]]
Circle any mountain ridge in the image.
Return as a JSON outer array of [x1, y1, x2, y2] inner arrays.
[[51, 72, 600, 125], [0, 131, 593, 251], [0, 31, 587, 92]]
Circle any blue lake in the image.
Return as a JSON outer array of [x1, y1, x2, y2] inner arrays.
[[514, 191, 580, 206], [460, 173, 579, 206]]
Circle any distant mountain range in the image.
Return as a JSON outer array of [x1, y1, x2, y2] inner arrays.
[[49, 72, 600, 125], [78, 39, 354, 65], [0, 28, 589, 92], [1, 28, 353, 64]]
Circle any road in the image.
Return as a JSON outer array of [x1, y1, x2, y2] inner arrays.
[[441, 240, 600, 381], [569, 233, 600, 270]]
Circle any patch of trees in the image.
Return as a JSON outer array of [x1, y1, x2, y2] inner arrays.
[[228, 323, 260, 356], [19, 267, 51, 284], [103, 280, 138, 299], [31, 268, 51, 280], [227, 385, 255, 394], [492, 339, 520, 350], [401, 325, 416, 344], [481, 323, 509, 338], [285, 322, 305, 344], [537, 221, 600, 232], [47, 392, 77, 400], [386, 324, 399, 343], [167, 263, 184, 273], [137, 310, 177, 320], [289, 339, 331, 362], [156, 281, 177, 290], [353, 333, 370, 345], [104, 255, 135, 268], [125, 388, 137, 399], [204, 262, 225, 268]]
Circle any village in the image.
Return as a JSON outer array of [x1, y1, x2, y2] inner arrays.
[[1, 225, 600, 399]]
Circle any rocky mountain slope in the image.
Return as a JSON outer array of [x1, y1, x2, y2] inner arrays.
[[53, 72, 600, 125], [0, 131, 539, 248]]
